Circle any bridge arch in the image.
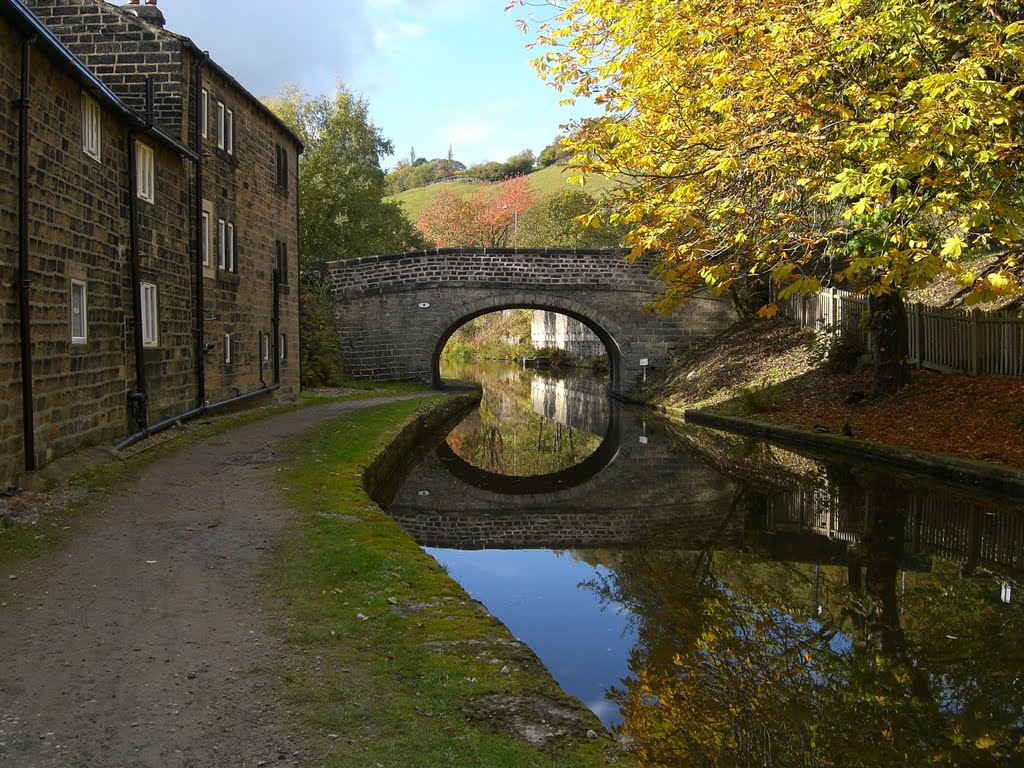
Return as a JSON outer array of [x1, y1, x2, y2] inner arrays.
[[316, 247, 735, 398], [430, 294, 633, 394]]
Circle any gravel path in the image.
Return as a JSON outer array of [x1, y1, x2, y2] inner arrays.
[[0, 395, 427, 768]]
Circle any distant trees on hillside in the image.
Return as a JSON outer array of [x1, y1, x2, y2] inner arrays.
[[386, 148, 542, 193], [416, 181, 624, 250]]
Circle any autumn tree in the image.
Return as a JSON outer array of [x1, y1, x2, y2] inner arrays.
[[415, 189, 480, 247], [416, 176, 537, 247], [512, 0, 1024, 393]]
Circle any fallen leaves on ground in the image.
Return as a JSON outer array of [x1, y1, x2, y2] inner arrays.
[[657, 317, 1024, 470]]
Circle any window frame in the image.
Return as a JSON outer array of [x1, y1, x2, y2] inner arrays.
[[226, 222, 235, 272], [223, 332, 233, 365], [217, 218, 226, 270], [216, 101, 225, 150], [140, 282, 159, 347], [276, 240, 288, 285], [261, 333, 270, 364], [280, 332, 288, 362], [136, 141, 155, 203], [70, 278, 88, 344], [201, 210, 210, 267], [82, 93, 101, 162], [275, 144, 288, 191], [201, 88, 208, 139], [225, 107, 234, 155]]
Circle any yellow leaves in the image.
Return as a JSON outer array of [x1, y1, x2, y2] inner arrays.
[[940, 235, 966, 260], [975, 735, 997, 750], [758, 303, 780, 319]]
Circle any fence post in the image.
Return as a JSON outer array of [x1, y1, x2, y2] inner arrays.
[[970, 308, 982, 375], [831, 289, 839, 337], [913, 302, 923, 368]]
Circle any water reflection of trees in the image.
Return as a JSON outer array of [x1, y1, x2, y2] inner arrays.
[[443, 363, 604, 476], [585, 482, 1023, 767]]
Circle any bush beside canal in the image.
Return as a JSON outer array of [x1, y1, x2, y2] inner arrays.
[[268, 395, 617, 767]]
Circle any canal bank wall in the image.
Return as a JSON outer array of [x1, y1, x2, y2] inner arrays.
[[363, 389, 481, 506]]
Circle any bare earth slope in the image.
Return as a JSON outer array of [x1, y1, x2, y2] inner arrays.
[[0, 395, 425, 768]]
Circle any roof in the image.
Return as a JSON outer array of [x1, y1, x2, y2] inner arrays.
[[1, 0, 197, 159], [102, 1, 304, 152]]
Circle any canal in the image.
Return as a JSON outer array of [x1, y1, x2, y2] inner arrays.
[[380, 359, 1024, 765]]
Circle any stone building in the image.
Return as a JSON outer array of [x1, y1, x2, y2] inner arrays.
[[1, 0, 301, 487]]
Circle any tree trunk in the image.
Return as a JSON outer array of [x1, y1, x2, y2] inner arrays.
[[868, 291, 909, 397]]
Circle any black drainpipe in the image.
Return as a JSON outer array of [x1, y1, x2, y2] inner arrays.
[[126, 126, 147, 430], [16, 36, 37, 472], [272, 267, 281, 386], [126, 78, 154, 430], [192, 52, 209, 407], [293, 161, 300, 387]]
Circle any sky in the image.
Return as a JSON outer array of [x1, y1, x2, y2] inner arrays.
[[160, 0, 592, 169]]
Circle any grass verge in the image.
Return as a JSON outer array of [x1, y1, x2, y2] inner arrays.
[[267, 395, 617, 767]]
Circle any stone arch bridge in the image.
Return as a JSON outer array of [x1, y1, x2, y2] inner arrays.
[[313, 247, 735, 397]]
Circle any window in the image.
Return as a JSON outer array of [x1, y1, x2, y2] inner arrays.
[[276, 240, 288, 285], [82, 93, 101, 161], [275, 144, 288, 191], [216, 101, 225, 149], [226, 222, 235, 272], [201, 88, 208, 139], [225, 108, 234, 155], [141, 282, 159, 347], [201, 211, 210, 266], [70, 279, 87, 343], [261, 333, 270, 364], [223, 333, 233, 365], [136, 142, 154, 203], [217, 218, 226, 269], [280, 333, 288, 361]]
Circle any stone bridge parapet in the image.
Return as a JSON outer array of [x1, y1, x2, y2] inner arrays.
[[315, 248, 735, 397]]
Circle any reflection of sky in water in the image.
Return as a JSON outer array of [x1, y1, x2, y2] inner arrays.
[[425, 547, 636, 727]]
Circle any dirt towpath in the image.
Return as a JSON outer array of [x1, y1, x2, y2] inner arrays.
[[0, 395, 429, 768]]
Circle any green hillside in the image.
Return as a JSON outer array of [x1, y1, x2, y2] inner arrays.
[[388, 164, 616, 223]]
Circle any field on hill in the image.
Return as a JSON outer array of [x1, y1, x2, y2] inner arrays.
[[388, 164, 616, 222]]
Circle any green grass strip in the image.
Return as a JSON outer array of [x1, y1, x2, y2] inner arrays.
[[268, 396, 617, 767]]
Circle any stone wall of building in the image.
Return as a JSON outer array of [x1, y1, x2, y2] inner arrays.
[[531, 310, 604, 358], [0, 2, 301, 486], [23, 0, 185, 136], [0, 14, 195, 480], [195, 53, 300, 402]]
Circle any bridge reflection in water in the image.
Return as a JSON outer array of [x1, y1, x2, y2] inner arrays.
[[383, 361, 1024, 761]]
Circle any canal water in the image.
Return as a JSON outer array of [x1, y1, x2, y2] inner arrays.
[[383, 360, 1024, 765]]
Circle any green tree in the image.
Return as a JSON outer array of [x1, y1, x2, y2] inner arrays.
[[514, 0, 1024, 393], [265, 83, 424, 385], [517, 188, 625, 248], [265, 82, 422, 265]]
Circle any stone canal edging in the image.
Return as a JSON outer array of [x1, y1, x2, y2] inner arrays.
[[684, 409, 1024, 499], [363, 389, 481, 502]]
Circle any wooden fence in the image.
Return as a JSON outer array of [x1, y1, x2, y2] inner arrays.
[[773, 286, 1024, 377]]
